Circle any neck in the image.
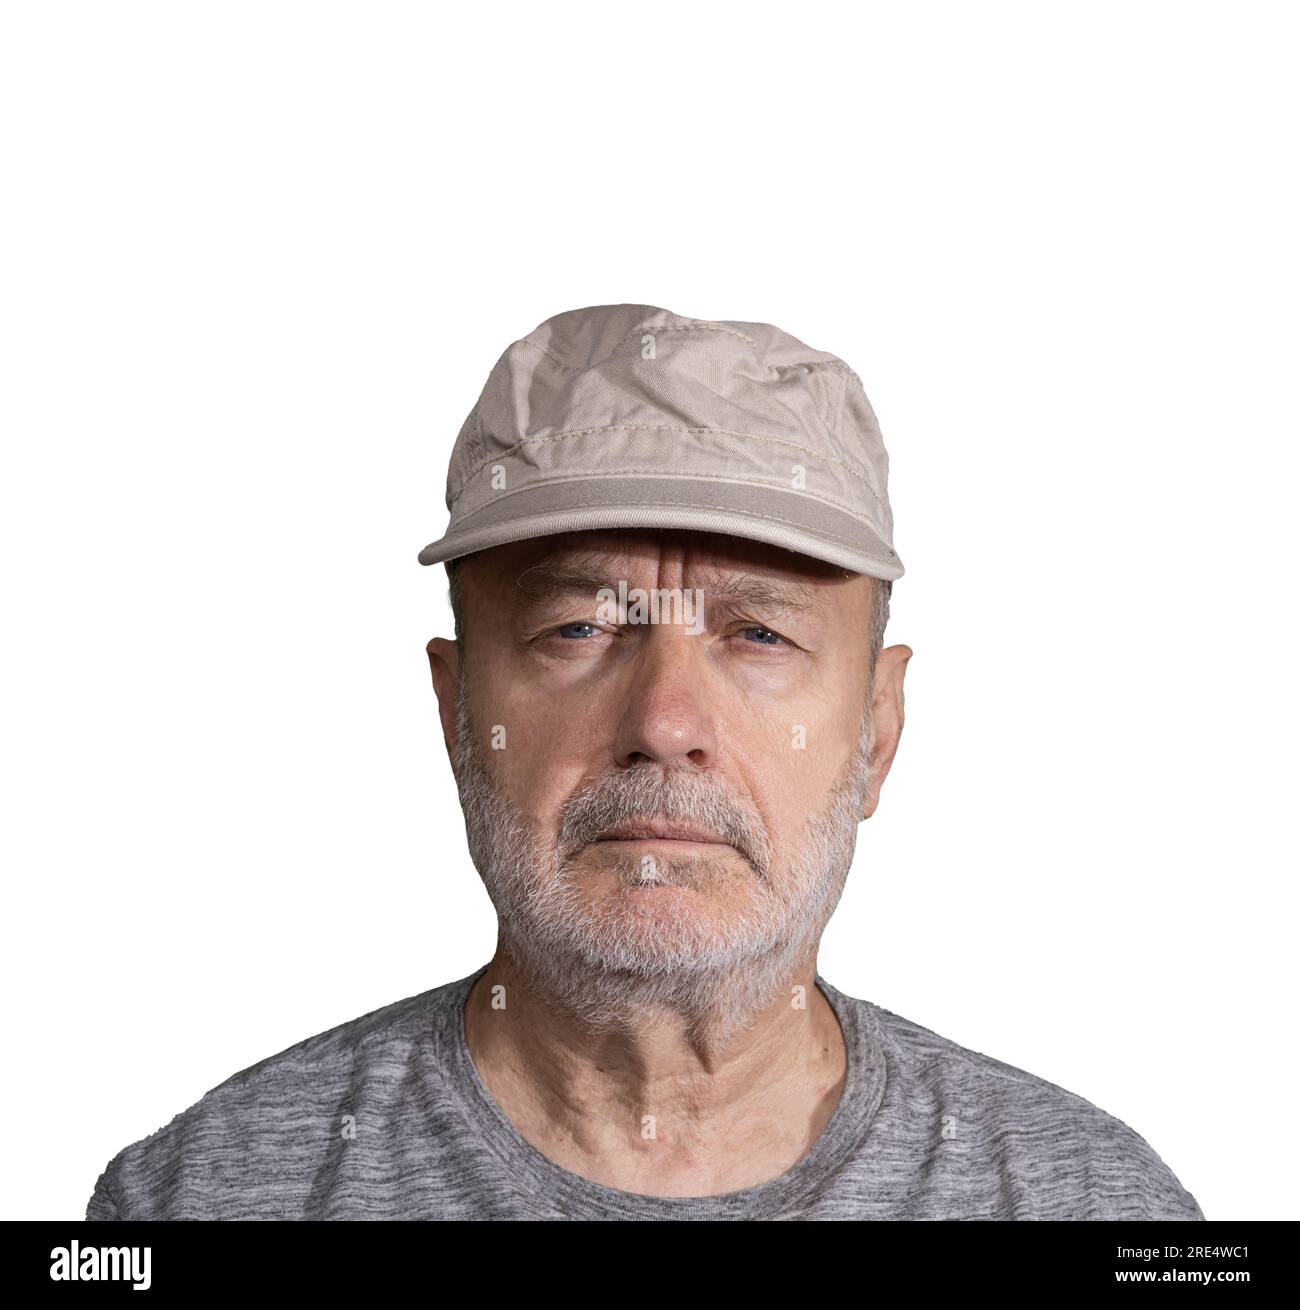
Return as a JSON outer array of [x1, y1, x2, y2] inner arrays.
[[462, 943, 848, 1197]]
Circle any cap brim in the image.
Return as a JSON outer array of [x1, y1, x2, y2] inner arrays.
[[417, 476, 903, 580]]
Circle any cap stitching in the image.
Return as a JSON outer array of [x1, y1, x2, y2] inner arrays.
[[449, 478, 896, 554], [445, 496, 895, 556], [512, 337, 586, 373], [516, 323, 764, 373], [831, 365, 846, 447], [609, 319, 761, 354], [450, 425, 885, 513], [823, 358, 868, 387], [462, 469, 879, 523]]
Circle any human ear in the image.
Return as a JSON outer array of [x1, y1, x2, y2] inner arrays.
[[426, 637, 461, 781], [863, 644, 913, 818]]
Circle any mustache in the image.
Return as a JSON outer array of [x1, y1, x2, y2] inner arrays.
[[557, 766, 772, 874]]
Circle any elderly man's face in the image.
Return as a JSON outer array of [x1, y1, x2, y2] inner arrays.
[[427, 529, 909, 1022]]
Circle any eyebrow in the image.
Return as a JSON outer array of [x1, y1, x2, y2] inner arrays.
[[701, 573, 820, 616], [511, 559, 822, 617]]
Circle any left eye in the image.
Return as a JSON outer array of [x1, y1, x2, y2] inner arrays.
[[557, 622, 600, 639], [740, 626, 783, 645]]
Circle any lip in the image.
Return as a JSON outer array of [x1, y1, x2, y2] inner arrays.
[[595, 822, 729, 845]]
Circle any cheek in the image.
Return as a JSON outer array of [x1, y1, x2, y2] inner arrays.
[[472, 677, 608, 817], [735, 710, 860, 830]]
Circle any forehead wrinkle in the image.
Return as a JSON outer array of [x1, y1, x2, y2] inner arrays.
[[510, 560, 824, 621], [501, 537, 844, 614]]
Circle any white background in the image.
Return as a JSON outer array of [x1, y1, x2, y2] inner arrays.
[[2, 1, 1295, 1221]]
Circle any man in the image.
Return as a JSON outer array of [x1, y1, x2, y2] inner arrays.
[[86, 303, 1204, 1220]]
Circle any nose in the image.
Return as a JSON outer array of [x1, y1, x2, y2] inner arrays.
[[610, 627, 719, 770]]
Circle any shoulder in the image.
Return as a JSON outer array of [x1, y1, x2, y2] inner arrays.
[[856, 993, 1205, 1220], [85, 973, 473, 1220]]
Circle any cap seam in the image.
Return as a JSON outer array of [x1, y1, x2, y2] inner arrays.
[[446, 485, 897, 555], [516, 321, 765, 373], [455, 471, 886, 541], [609, 319, 763, 353], [509, 337, 586, 374], [821, 358, 871, 394], [450, 425, 884, 512], [830, 365, 846, 452]]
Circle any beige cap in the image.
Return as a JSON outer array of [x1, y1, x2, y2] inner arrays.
[[417, 303, 903, 580]]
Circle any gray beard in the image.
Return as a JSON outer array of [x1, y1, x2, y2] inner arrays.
[[451, 678, 874, 1046]]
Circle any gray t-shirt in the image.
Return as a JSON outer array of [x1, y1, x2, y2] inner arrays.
[[86, 964, 1204, 1220]]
